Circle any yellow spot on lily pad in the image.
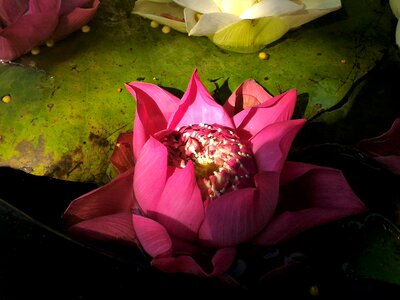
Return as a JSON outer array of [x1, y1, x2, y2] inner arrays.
[[2, 95, 11, 103], [117, 87, 123, 93], [150, 20, 159, 28], [31, 47, 40, 55], [46, 40, 55, 47], [258, 52, 269, 60], [81, 25, 91, 33], [161, 25, 171, 34]]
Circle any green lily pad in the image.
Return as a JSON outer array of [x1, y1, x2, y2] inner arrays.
[[346, 214, 400, 285], [0, 0, 394, 184]]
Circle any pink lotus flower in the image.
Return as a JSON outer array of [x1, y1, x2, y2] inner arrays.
[[359, 118, 400, 175], [62, 70, 366, 276], [0, 0, 100, 61]]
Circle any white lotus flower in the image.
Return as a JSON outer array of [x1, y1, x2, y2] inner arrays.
[[133, 0, 342, 53], [390, 0, 400, 47]]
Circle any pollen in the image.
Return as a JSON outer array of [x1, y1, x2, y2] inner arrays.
[[2, 95, 11, 103], [31, 46, 40, 55], [150, 20, 159, 28], [159, 123, 257, 200], [46, 40, 55, 47], [161, 25, 171, 34], [81, 25, 90, 33]]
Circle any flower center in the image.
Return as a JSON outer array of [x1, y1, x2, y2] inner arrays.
[[159, 123, 257, 200]]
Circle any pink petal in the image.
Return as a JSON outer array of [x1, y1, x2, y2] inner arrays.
[[250, 119, 305, 173], [133, 137, 168, 214], [223, 79, 274, 117], [254, 163, 367, 246], [0, 0, 60, 61], [168, 70, 234, 130], [68, 212, 137, 246], [152, 247, 236, 277], [359, 118, 400, 175], [234, 89, 297, 141], [125, 82, 180, 160], [52, 0, 100, 40], [60, 0, 92, 15], [132, 215, 172, 258], [110, 131, 134, 174], [199, 171, 279, 248], [150, 161, 204, 241], [62, 169, 135, 227], [0, 0, 29, 26]]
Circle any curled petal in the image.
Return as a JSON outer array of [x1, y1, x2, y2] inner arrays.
[[250, 119, 306, 173], [133, 137, 168, 214], [60, 0, 93, 15], [152, 247, 236, 277], [234, 89, 297, 140], [0, 0, 60, 61], [125, 81, 179, 159], [62, 169, 135, 227], [133, 0, 187, 33], [151, 161, 204, 241], [173, 0, 220, 14], [0, 0, 29, 26], [68, 212, 137, 246], [254, 162, 366, 245], [110, 132, 134, 174], [359, 118, 400, 175], [52, 0, 100, 40], [209, 17, 290, 53], [186, 11, 240, 36], [390, 0, 400, 18], [199, 171, 279, 248], [224, 79, 274, 116], [168, 70, 234, 130], [132, 215, 172, 258]]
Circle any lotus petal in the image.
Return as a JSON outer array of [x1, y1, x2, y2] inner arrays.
[[240, 0, 304, 19], [110, 132, 134, 174], [133, 0, 187, 33], [250, 119, 305, 173], [151, 161, 204, 241], [0, 0, 29, 26], [69, 212, 137, 246], [0, 0, 60, 61], [132, 214, 172, 258], [168, 70, 234, 129], [199, 171, 279, 247], [186, 10, 240, 36], [152, 247, 236, 276], [133, 137, 168, 213], [254, 162, 366, 245], [52, 0, 100, 40], [209, 17, 290, 53], [174, 0, 220, 14], [125, 81, 179, 159], [62, 169, 134, 227], [224, 79, 274, 116], [234, 89, 297, 140]]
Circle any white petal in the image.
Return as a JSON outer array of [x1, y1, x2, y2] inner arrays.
[[173, 0, 220, 13], [132, 0, 187, 32], [301, 0, 341, 10], [216, 0, 257, 16], [240, 0, 304, 19], [396, 20, 400, 47], [188, 12, 240, 36], [282, 0, 341, 29], [390, 0, 400, 19]]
